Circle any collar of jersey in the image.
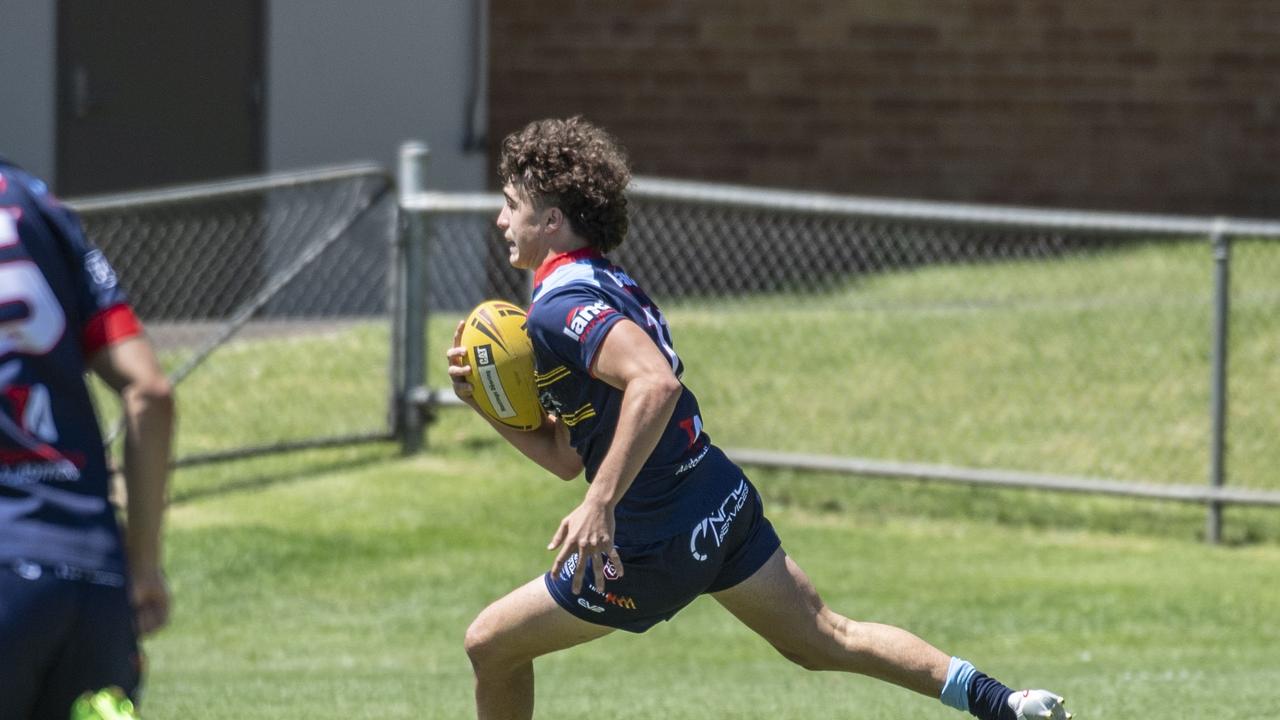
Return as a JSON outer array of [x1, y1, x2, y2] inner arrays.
[[533, 246, 602, 287]]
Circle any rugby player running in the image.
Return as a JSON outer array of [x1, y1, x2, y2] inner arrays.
[[447, 117, 1071, 720], [1, 159, 173, 718]]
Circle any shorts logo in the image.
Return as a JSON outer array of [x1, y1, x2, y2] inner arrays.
[[690, 479, 749, 561], [577, 598, 606, 613], [600, 591, 637, 610], [603, 556, 620, 581], [558, 552, 580, 582], [560, 551, 622, 584]]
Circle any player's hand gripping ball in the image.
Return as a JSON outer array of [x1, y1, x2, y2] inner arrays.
[[459, 300, 543, 430]]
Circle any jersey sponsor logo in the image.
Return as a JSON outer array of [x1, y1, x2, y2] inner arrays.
[[84, 250, 118, 289], [561, 301, 614, 342], [678, 414, 703, 448], [473, 344, 517, 419], [607, 268, 640, 290], [4, 382, 58, 443], [690, 479, 749, 561], [674, 443, 710, 476], [0, 243, 78, 484], [0, 371, 81, 485], [0, 447, 83, 484]]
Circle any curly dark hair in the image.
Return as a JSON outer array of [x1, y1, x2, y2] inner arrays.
[[499, 116, 632, 253]]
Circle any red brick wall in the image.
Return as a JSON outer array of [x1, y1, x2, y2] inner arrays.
[[489, 1, 1280, 216]]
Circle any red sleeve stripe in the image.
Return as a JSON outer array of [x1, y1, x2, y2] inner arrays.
[[82, 303, 143, 357]]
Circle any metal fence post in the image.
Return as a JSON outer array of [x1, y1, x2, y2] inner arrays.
[[394, 142, 430, 454], [1207, 220, 1231, 543]]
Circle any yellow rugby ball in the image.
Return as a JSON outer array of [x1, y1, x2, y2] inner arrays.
[[460, 300, 544, 431]]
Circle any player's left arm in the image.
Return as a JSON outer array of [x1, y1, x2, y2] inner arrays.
[[548, 318, 683, 593], [90, 335, 175, 636]]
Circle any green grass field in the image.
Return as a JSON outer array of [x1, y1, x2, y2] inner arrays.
[[143, 436, 1280, 718], [131, 240, 1280, 717]]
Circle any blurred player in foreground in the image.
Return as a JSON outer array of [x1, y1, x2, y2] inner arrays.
[[447, 117, 1071, 720], [0, 159, 173, 718]]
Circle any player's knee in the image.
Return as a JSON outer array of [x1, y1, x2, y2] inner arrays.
[[463, 615, 498, 667], [463, 611, 520, 672]]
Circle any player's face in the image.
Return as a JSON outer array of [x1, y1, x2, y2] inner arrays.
[[497, 184, 551, 270]]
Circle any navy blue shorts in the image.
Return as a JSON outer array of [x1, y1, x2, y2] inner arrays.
[[0, 560, 141, 720], [545, 475, 781, 633]]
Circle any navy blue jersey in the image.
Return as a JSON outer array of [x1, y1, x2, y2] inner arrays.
[[0, 162, 142, 573], [528, 248, 722, 544]]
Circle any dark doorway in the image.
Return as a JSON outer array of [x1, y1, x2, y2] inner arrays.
[[56, 0, 264, 196]]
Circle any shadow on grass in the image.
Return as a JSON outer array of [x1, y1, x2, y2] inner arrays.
[[171, 443, 401, 504]]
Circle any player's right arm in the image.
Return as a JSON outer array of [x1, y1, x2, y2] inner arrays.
[[89, 335, 175, 636], [446, 320, 583, 480]]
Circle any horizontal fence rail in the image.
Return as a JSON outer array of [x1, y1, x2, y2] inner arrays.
[[724, 449, 1280, 507], [402, 178, 1280, 236], [400, 153, 1280, 542], [628, 178, 1280, 236]]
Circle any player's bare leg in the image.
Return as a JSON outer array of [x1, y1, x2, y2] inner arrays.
[[464, 576, 614, 720], [712, 548, 949, 696]]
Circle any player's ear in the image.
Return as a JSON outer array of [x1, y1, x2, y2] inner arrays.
[[544, 206, 564, 232]]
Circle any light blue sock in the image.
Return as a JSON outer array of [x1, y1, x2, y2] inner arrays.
[[940, 657, 976, 712]]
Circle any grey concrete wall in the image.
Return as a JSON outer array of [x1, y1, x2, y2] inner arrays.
[[263, 1, 488, 314], [266, 0, 486, 191], [0, 1, 57, 181]]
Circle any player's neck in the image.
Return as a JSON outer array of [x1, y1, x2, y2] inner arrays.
[[534, 242, 601, 285]]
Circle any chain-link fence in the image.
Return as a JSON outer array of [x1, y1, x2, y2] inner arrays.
[[401, 159, 1280, 541], [70, 164, 397, 467]]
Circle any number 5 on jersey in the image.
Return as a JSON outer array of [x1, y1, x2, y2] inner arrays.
[[0, 212, 68, 357]]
